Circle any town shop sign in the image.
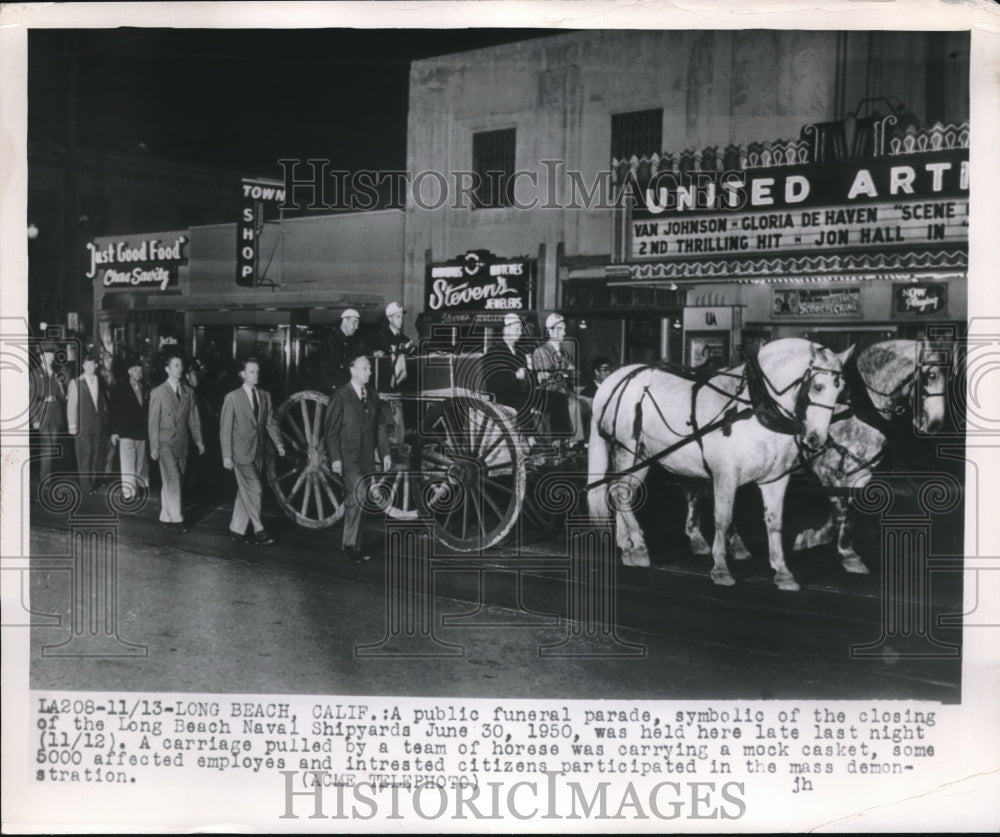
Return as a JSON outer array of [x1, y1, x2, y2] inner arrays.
[[86, 236, 187, 291]]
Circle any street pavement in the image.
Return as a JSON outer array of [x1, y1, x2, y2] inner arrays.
[[26, 484, 962, 701]]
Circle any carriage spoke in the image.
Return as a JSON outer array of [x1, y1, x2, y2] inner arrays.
[[479, 432, 505, 463], [312, 473, 325, 520], [284, 418, 307, 449], [483, 476, 515, 497], [469, 487, 487, 542], [299, 400, 314, 445], [481, 486, 505, 522], [280, 429, 303, 452], [288, 470, 308, 502], [317, 469, 341, 509], [299, 473, 313, 518], [275, 464, 298, 482], [401, 471, 411, 512], [471, 408, 492, 456]]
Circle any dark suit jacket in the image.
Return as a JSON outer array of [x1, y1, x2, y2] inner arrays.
[[480, 342, 531, 410], [322, 383, 390, 473], [110, 380, 149, 440], [67, 374, 108, 436], [219, 386, 282, 465], [148, 380, 204, 456], [30, 366, 67, 432]]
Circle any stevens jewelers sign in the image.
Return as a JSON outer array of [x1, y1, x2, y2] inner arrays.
[[425, 250, 534, 313]]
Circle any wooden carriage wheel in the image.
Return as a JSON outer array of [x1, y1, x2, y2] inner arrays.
[[409, 396, 527, 552], [264, 390, 345, 529]]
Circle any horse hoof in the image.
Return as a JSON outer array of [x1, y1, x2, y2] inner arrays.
[[842, 557, 870, 574], [710, 569, 735, 587], [621, 549, 650, 568], [792, 533, 811, 551], [689, 538, 712, 556], [776, 575, 800, 592], [731, 544, 752, 562]]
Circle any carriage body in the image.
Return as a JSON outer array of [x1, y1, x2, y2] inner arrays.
[[264, 350, 587, 551]]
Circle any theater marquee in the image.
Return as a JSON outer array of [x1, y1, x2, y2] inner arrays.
[[628, 149, 968, 263]]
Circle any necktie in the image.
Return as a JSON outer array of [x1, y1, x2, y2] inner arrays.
[[252, 387, 260, 420], [134, 383, 143, 405], [175, 385, 181, 401], [360, 386, 368, 414]]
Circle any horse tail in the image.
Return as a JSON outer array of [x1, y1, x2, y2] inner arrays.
[[587, 410, 612, 522]]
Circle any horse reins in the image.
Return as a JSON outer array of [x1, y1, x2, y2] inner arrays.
[[586, 352, 842, 493]]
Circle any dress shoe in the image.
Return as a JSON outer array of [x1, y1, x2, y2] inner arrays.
[[343, 546, 359, 563], [174, 522, 189, 534], [253, 530, 275, 546], [227, 531, 246, 544]]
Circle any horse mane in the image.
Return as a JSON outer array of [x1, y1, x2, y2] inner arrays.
[[855, 340, 917, 410]]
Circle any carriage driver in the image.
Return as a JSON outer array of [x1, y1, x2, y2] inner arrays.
[[324, 308, 366, 391], [532, 313, 585, 447], [374, 301, 415, 445]]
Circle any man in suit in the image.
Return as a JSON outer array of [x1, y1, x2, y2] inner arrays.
[[148, 351, 204, 532], [322, 354, 391, 563], [109, 353, 150, 501], [220, 358, 286, 546], [66, 348, 110, 494], [98, 348, 120, 485], [31, 342, 67, 489]]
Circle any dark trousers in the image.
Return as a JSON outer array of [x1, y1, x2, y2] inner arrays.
[[74, 432, 107, 493], [342, 466, 363, 550]]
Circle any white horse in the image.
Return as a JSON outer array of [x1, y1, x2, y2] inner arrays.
[[588, 338, 853, 591], [792, 339, 948, 572], [685, 339, 948, 575]]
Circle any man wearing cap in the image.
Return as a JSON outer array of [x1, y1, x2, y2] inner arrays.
[[481, 312, 534, 427], [532, 313, 583, 443], [30, 342, 67, 488], [110, 353, 150, 501], [375, 301, 415, 444], [220, 357, 285, 546], [323, 308, 366, 391], [148, 351, 204, 532], [321, 353, 391, 563], [67, 349, 110, 494]]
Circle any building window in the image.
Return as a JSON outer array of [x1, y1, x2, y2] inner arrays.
[[611, 109, 663, 161], [472, 128, 516, 209]]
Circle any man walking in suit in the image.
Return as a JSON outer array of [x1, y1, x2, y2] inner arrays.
[[66, 348, 109, 494], [110, 353, 150, 501], [220, 358, 285, 546], [148, 351, 204, 532], [31, 342, 67, 490], [322, 354, 391, 563]]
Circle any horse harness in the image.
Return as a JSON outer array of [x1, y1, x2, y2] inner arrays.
[[586, 351, 842, 492], [824, 353, 942, 480]]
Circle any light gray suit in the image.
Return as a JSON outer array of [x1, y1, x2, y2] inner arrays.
[[220, 385, 282, 536], [148, 379, 204, 522]]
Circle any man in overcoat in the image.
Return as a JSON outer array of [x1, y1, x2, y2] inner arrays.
[[220, 358, 285, 545], [322, 354, 391, 563], [31, 342, 67, 489], [148, 351, 204, 531]]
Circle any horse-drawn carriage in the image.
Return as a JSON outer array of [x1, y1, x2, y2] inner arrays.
[[264, 349, 587, 552], [263, 336, 950, 590]]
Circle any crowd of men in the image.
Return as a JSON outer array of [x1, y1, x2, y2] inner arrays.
[[29, 303, 614, 563]]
